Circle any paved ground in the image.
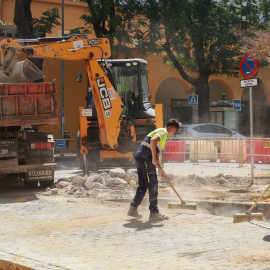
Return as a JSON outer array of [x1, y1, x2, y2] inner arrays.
[[1, 158, 270, 270], [0, 193, 270, 269]]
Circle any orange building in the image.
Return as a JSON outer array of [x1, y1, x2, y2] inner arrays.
[[1, 0, 270, 139]]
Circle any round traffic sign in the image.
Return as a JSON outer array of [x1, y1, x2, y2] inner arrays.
[[240, 53, 259, 79]]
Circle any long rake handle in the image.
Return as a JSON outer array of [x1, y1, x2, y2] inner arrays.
[[156, 163, 186, 205], [246, 184, 270, 215]]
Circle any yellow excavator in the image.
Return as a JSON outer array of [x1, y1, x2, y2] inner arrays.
[[0, 35, 163, 175]]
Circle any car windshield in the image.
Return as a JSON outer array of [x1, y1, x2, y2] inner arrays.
[[113, 65, 139, 99], [211, 125, 232, 134], [193, 125, 213, 133], [193, 125, 232, 135], [140, 64, 150, 103], [111, 64, 140, 115]]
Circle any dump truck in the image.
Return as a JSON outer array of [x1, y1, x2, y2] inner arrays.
[[0, 35, 162, 176], [0, 79, 59, 187]]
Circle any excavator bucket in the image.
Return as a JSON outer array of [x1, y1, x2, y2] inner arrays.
[[0, 59, 44, 83]]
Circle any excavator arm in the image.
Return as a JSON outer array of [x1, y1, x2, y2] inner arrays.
[[84, 59, 123, 150], [0, 36, 124, 150], [0, 36, 111, 60]]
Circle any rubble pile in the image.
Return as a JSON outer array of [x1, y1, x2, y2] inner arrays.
[[44, 168, 139, 200], [43, 168, 270, 200], [166, 173, 260, 188]]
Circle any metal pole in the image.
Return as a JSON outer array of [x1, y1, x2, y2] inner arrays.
[[61, 0, 65, 139], [249, 86, 254, 186]]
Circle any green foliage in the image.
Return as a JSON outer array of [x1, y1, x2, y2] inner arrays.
[[133, 0, 270, 120], [32, 7, 61, 35], [70, 27, 92, 35], [136, 0, 270, 81], [70, 0, 140, 57]]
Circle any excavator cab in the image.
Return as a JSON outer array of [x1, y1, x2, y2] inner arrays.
[[78, 58, 158, 173], [99, 59, 155, 119]]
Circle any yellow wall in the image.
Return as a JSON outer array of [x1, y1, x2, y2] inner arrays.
[[1, 0, 270, 138], [0, 0, 89, 37], [41, 59, 88, 139]]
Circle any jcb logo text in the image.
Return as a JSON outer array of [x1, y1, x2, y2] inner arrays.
[[97, 78, 112, 110]]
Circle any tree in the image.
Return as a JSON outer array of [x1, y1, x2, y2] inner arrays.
[[13, 1, 61, 76], [14, 1, 61, 38], [71, 0, 140, 58], [32, 7, 61, 37], [135, 0, 270, 122]]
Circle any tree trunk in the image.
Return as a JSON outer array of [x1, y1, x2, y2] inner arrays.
[[163, 39, 211, 123], [14, 0, 44, 81], [195, 77, 210, 123], [14, 0, 35, 39]]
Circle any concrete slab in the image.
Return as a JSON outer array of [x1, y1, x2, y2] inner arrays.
[[0, 195, 270, 270]]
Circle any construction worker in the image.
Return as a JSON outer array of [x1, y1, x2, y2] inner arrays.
[[117, 82, 130, 114], [127, 118, 180, 221]]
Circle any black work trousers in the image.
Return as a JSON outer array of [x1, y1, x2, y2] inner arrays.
[[131, 158, 159, 213]]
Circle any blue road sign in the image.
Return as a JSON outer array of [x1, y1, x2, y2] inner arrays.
[[55, 139, 66, 148], [188, 95, 198, 106], [233, 99, 241, 111]]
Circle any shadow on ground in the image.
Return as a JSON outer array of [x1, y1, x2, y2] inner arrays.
[[123, 218, 164, 231]]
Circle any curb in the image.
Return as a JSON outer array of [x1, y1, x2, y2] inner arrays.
[[112, 198, 270, 220], [195, 200, 270, 219], [0, 259, 34, 270]]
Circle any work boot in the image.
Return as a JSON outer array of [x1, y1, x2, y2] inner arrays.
[[127, 205, 142, 218], [149, 212, 169, 221]]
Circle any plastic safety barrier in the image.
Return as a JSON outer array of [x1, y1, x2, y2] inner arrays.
[[220, 139, 247, 163], [189, 140, 218, 162], [163, 141, 185, 163], [166, 137, 270, 166], [246, 140, 270, 164]]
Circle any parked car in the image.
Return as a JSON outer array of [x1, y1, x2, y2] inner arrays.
[[167, 123, 246, 162], [172, 123, 245, 140]]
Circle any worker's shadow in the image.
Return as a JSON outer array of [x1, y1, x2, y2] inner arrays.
[[263, 235, 270, 242], [123, 218, 164, 231], [249, 222, 270, 242]]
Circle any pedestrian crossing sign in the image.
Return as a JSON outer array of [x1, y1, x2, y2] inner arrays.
[[233, 99, 241, 111], [188, 95, 198, 106]]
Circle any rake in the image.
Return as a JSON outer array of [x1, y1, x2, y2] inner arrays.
[[157, 163, 198, 210], [233, 184, 270, 223]]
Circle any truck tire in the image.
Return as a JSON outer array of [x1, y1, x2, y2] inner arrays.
[[0, 174, 8, 180], [39, 180, 54, 188], [24, 180, 38, 188]]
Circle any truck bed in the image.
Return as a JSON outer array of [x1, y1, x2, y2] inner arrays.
[[0, 80, 59, 127]]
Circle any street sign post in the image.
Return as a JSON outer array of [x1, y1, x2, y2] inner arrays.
[[240, 53, 261, 186], [188, 95, 198, 106]]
